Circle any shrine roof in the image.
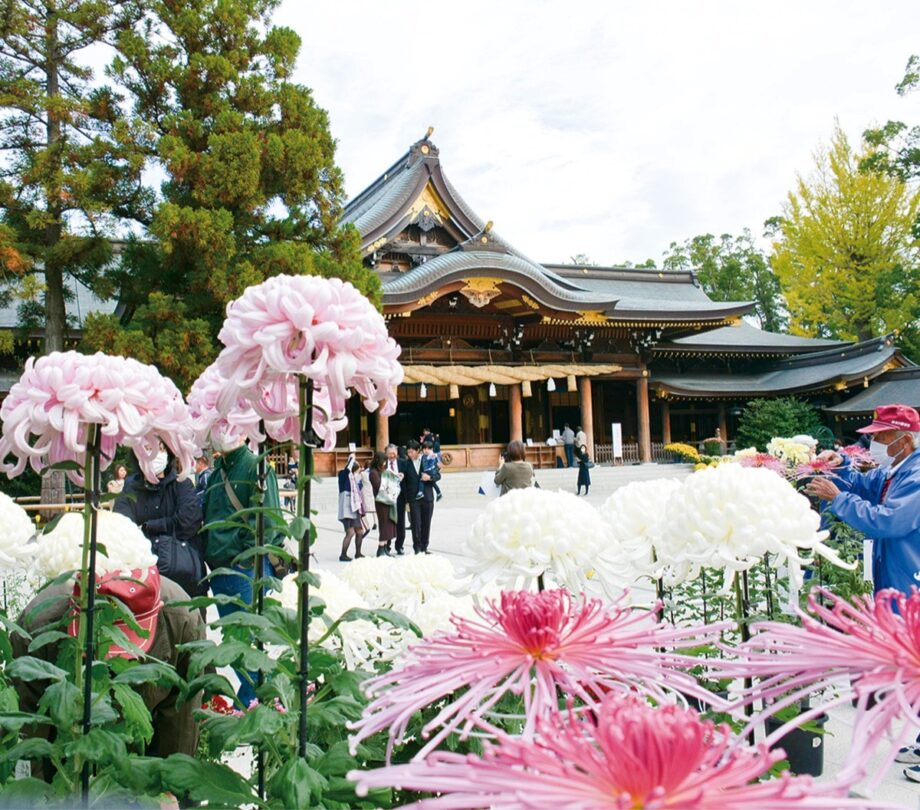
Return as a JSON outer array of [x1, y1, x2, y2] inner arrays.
[[656, 323, 846, 356], [825, 365, 920, 414]]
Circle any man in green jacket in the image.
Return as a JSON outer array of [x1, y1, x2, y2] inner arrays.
[[204, 438, 283, 708]]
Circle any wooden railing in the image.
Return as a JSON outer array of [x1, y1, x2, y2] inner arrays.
[[593, 442, 672, 464]]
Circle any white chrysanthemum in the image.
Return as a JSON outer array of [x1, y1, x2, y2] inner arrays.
[[598, 478, 684, 583], [462, 488, 622, 594], [280, 569, 409, 670], [34, 511, 157, 580], [766, 437, 812, 465], [660, 463, 851, 589], [733, 447, 759, 459], [0, 491, 35, 573], [337, 555, 397, 605]]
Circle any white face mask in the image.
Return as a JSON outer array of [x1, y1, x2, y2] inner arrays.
[[151, 451, 169, 476], [869, 439, 894, 470]]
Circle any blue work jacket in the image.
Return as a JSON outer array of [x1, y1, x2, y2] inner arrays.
[[827, 449, 920, 595]]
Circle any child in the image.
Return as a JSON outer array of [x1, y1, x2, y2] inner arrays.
[[415, 441, 439, 500]]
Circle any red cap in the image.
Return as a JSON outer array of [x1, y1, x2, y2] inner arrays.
[[857, 403, 920, 434], [69, 567, 162, 658]]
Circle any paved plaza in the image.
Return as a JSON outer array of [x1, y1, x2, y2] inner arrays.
[[303, 462, 920, 807]]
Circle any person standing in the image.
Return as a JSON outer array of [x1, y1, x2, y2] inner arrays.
[[575, 445, 592, 496], [107, 463, 128, 494], [204, 436, 283, 708], [369, 450, 399, 557], [194, 454, 211, 508], [562, 424, 575, 468], [805, 404, 920, 777], [114, 444, 204, 597], [494, 440, 534, 496], [385, 444, 408, 555], [403, 439, 440, 553], [575, 426, 588, 455], [337, 456, 365, 561]]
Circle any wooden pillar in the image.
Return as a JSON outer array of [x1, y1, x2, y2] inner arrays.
[[661, 400, 671, 445], [718, 402, 728, 442], [375, 409, 389, 451], [509, 383, 523, 442], [578, 376, 594, 458], [637, 375, 652, 463]]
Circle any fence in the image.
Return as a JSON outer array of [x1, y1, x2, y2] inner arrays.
[[594, 442, 672, 464]]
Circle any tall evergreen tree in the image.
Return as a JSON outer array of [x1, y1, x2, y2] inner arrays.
[[82, 0, 378, 390], [771, 125, 920, 350], [0, 0, 148, 353]]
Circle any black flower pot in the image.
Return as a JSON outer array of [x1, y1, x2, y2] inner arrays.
[[765, 713, 827, 776]]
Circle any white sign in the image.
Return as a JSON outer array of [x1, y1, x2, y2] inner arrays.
[[552, 429, 561, 440], [525, 438, 534, 447], [611, 423, 623, 459], [348, 442, 356, 452]]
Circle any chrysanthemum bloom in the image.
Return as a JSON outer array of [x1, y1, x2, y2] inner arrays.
[[794, 458, 837, 479], [348, 588, 731, 761], [715, 586, 920, 786], [462, 488, 623, 595], [349, 692, 874, 809], [734, 450, 788, 476], [766, 437, 813, 466], [598, 478, 683, 586], [278, 570, 409, 670], [0, 351, 196, 484], [0, 491, 35, 573], [215, 275, 403, 427], [187, 361, 269, 450], [34, 511, 157, 579], [660, 463, 850, 590]]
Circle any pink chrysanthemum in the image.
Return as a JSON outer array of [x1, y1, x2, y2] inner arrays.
[[713, 587, 920, 786], [348, 589, 731, 761], [216, 275, 402, 424], [794, 458, 837, 479], [737, 452, 787, 476], [843, 443, 874, 465], [0, 351, 196, 484], [349, 692, 873, 809]]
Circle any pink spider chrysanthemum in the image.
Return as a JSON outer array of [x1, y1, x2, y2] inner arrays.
[[348, 589, 732, 761], [794, 458, 837, 479], [713, 587, 920, 787], [737, 452, 787, 476], [215, 275, 402, 424], [0, 351, 196, 484], [349, 692, 878, 809]]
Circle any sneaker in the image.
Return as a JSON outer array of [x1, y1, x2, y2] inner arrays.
[[396, 549, 405, 556], [376, 547, 390, 557], [904, 765, 920, 782], [423, 550, 431, 555], [338, 554, 352, 562], [436, 493, 443, 501], [414, 492, 424, 500], [896, 746, 920, 764]]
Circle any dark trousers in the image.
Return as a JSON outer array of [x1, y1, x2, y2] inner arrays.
[[564, 443, 575, 468], [395, 492, 407, 552], [413, 498, 434, 552]]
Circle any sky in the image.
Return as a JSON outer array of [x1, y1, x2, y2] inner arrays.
[[277, 0, 920, 266]]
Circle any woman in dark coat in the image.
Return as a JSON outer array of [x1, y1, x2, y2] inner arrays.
[[368, 451, 398, 557], [114, 443, 204, 593], [576, 446, 592, 496]]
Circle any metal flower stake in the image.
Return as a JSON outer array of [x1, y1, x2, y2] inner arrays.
[[215, 274, 402, 758], [0, 351, 196, 802]]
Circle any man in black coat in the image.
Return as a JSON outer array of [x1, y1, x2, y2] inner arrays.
[[401, 439, 440, 554]]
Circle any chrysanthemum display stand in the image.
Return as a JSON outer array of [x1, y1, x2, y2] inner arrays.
[[296, 376, 315, 758], [77, 423, 102, 804]]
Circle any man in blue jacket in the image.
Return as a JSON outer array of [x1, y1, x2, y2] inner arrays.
[[806, 403, 920, 777]]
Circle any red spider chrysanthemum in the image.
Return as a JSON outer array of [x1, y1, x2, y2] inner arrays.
[[348, 589, 730, 761]]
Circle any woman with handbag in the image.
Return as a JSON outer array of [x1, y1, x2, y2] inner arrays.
[[576, 445, 592, 496], [337, 456, 364, 561], [369, 450, 399, 557], [114, 443, 205, 596]]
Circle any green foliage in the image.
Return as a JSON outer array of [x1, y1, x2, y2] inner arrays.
[[735, 397, 825, 451], [772, 124, 920, 348], [663, 230, 786, 332], [0, 0, 149, 353], [862, 54, 920, 184], [94, 0, 380, 383]]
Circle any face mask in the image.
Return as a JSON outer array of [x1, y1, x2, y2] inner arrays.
[[869, 439, 894, 470], [151, 451, 169, 476]]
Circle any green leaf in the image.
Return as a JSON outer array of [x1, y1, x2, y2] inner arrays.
[[6, 656, 67, 682], [26, 630, 70, 653], [165, 593, 247, 610], [64, 727, 128, 765], [0, 737, 55, 765], [113, 662, 183, 689], [0, 777, 56, 807], [45, 460, 82, 472], [112, 682, 154, 744], [0, 711, 51, 731], [38, 679, 81, 727], [158, 753, 256, 808], [314, 740, 357, 777], [289, 515, 310, 542], [186, 640, 276, 677], [269, 757, 327, 808], [183, 673, 238, 704]]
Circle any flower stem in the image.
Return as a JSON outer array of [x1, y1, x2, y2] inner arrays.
[[733, 571, 754, 738], [254, 422, 266, 801], [537, 573, 545, 592]]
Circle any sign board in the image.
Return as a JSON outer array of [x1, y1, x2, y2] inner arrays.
[[611, 423, 623, 459], [525, 438, 534, 447], [552, 429, 561, 440], [348, 442, 356, 452]]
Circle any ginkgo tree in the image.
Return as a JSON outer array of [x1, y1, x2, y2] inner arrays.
[[771, 124, 920, 354]]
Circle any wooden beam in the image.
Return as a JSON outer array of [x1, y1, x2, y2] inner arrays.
[[578, 376, 594, 458], [637, 375, 652, 463], [509, 384, 523, 442]]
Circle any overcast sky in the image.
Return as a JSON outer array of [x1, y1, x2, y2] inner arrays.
[[277, 0, 920, 266]]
